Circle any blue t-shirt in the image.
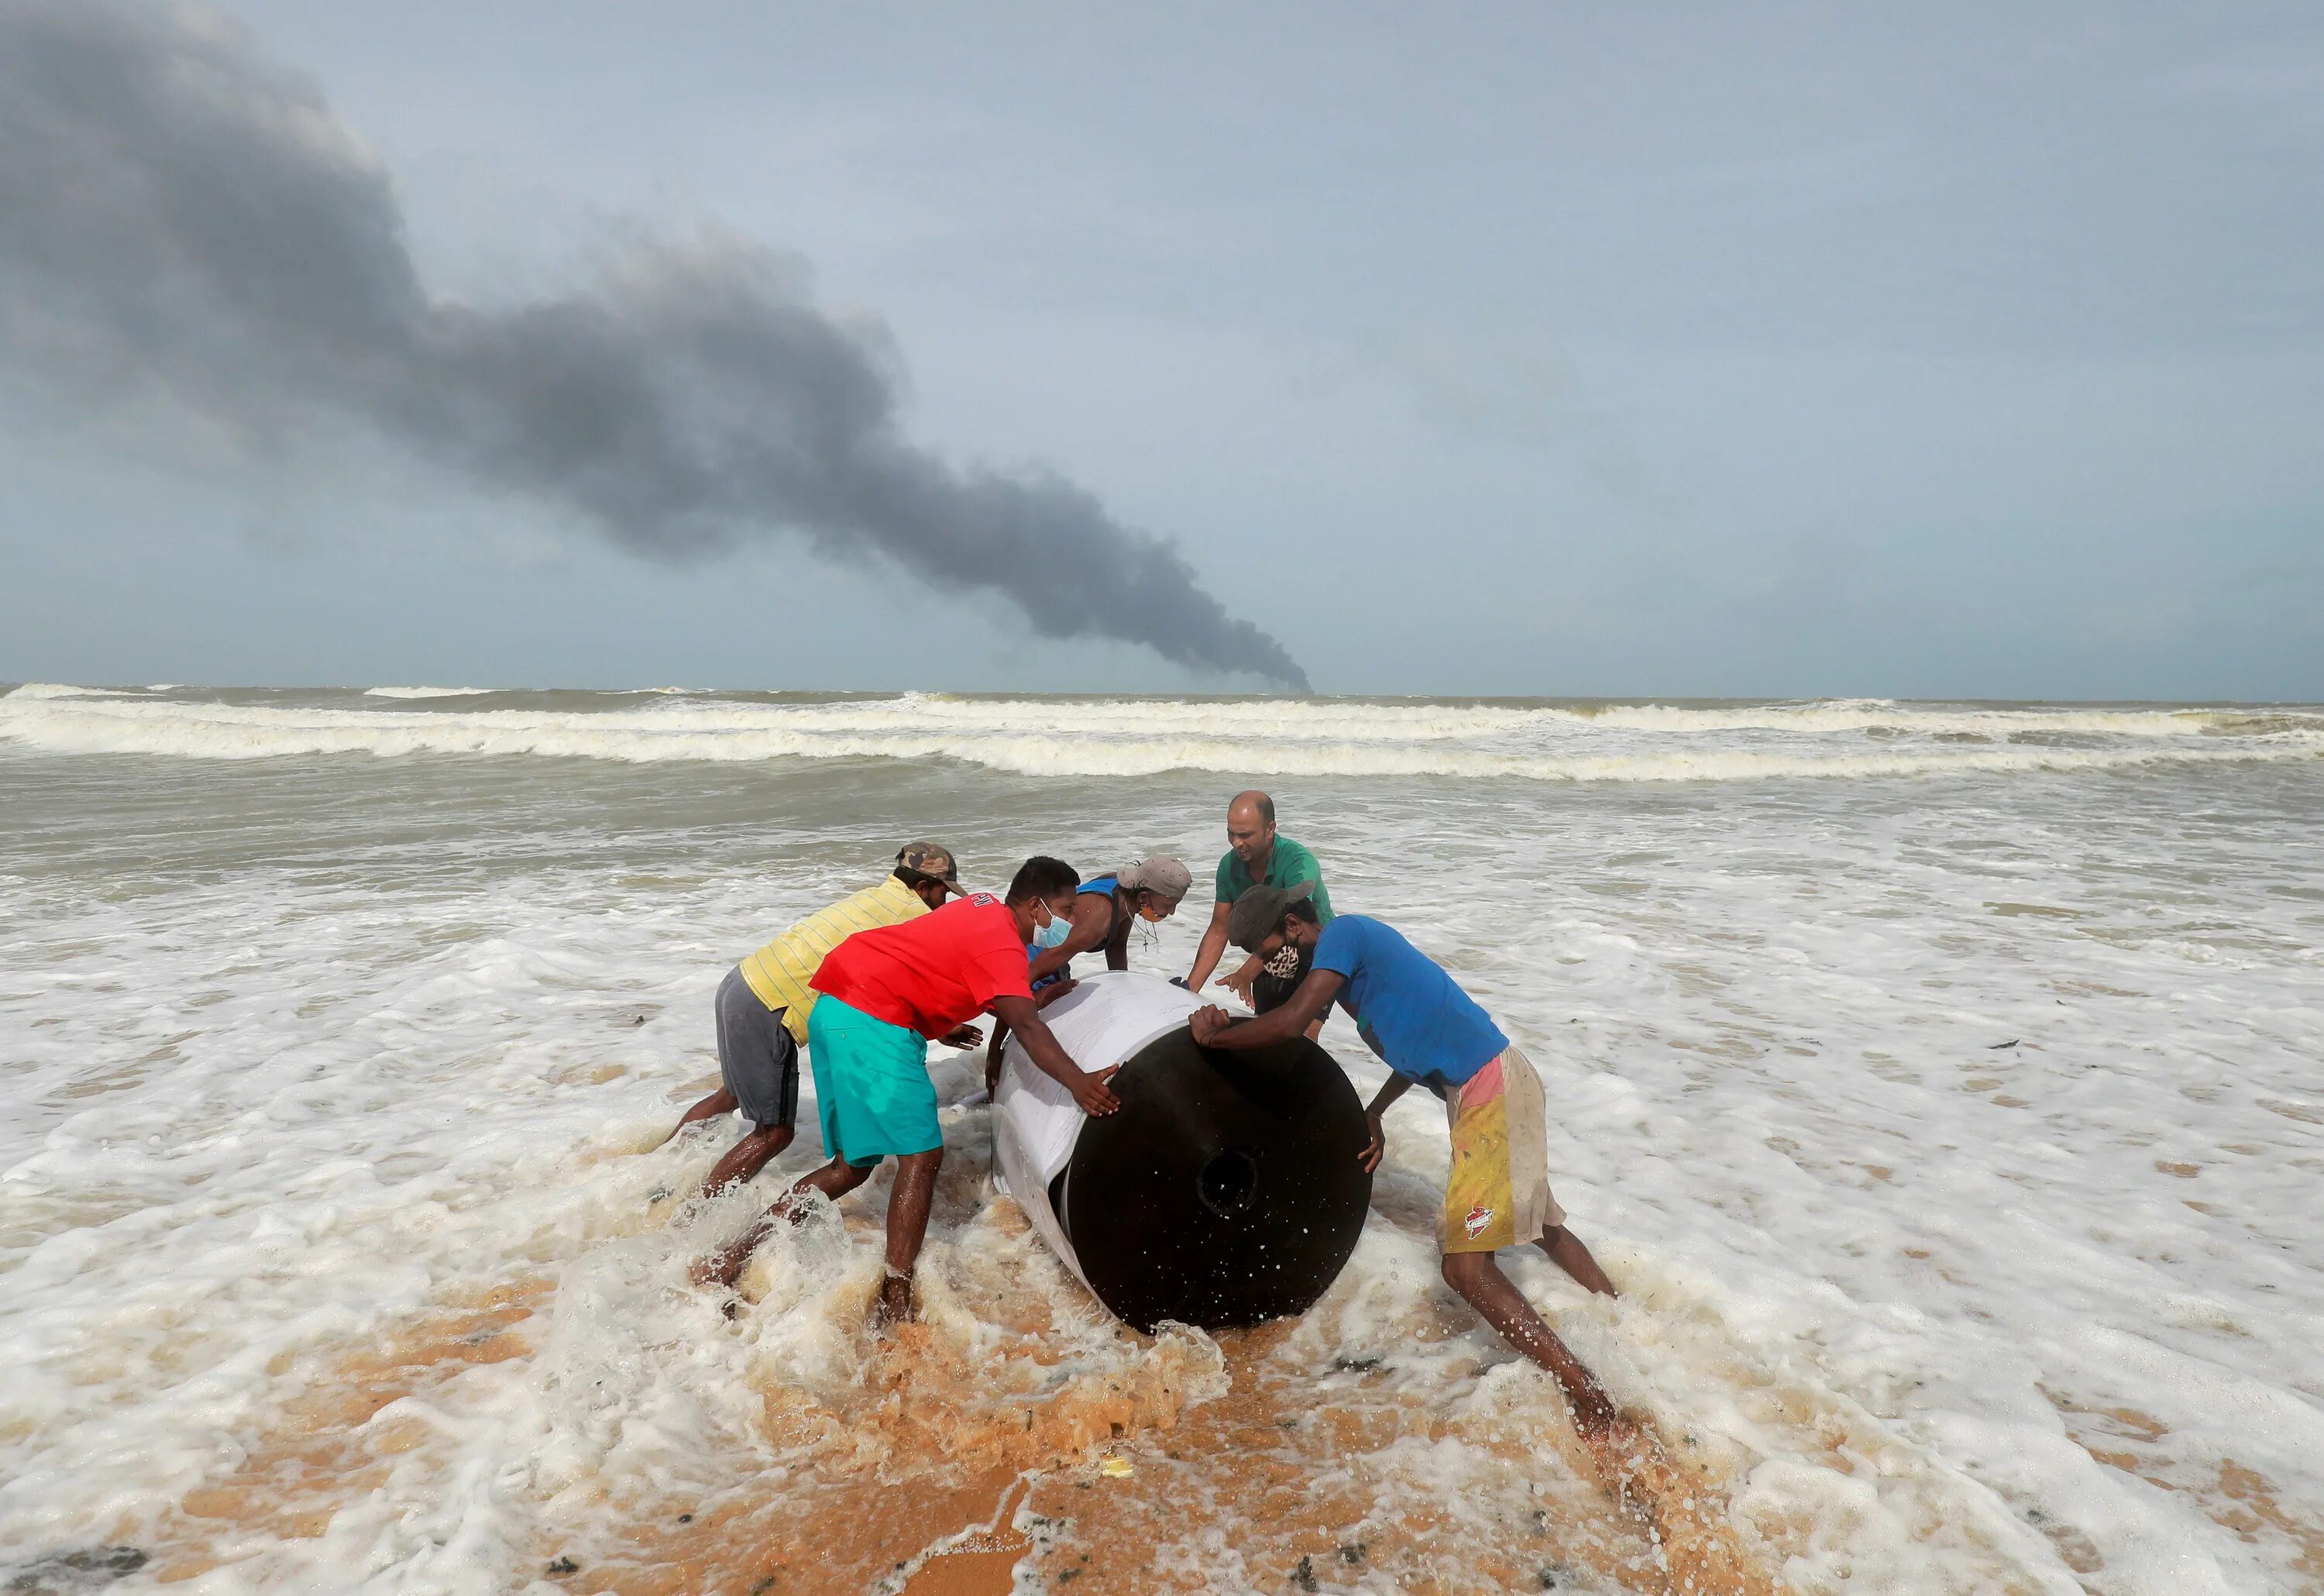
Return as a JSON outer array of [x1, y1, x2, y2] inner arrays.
[[1309, 916, 1508, 1089]]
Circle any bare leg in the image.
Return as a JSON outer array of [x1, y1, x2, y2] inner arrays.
[[1535, 1224, 1618, 1298], [1442, 1251, 1618, 1440], [698, 1123, 794, 1198], [662, 1086, 737, 1147], [871, 1148, 943, 1328], [691, 1155, 875, 1288]]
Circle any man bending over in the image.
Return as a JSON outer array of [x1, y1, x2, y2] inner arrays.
[[1190, 882, 1621, 1439], [985, 855, 1195, 1095], [662, 842, 981, 1199], [1030, 855, 1194, 983], [695, 857, 1122, 1326]]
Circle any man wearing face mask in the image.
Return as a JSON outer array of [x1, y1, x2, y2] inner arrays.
[[986, 856, 1195, 1094], [1025, 882, 1081, 993], [1030, 855, 1195, 985], [694, 857, 1118, 1325]]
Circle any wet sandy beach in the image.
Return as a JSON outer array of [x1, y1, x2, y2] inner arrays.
[[5, 687, 2322, 1591]]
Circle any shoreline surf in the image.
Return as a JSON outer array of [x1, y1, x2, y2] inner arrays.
[[4, 686, 2319, 1591]]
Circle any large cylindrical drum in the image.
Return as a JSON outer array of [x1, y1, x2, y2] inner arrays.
[[992, 972, 1371, 1333]]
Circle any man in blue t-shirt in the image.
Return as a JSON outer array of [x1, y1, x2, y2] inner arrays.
[[1189, 881, 1621, 1441]]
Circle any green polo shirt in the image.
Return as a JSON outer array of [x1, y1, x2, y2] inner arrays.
[[1215, 835, 1333, 922]]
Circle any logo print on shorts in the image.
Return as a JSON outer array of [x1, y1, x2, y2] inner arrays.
[[1463, 1202, 1494, 1239]]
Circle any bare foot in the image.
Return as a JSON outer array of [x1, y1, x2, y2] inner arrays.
[[1582, 1407, 1649, 1464], [871, 1273, 913, 1330], [1580, 1411, 1679, 1540], [1567, 1382, 1621, 1446], [689, 1242, 750, 1289]]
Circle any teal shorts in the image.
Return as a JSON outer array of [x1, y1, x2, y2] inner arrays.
[[806, 995, 941, 1168]]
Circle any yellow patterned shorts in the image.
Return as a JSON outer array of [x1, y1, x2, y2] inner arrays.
[[1442, 1045, 1565, 1254]]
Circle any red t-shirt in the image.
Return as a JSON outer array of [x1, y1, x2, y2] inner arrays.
[[810, 894, 1034, 1037]]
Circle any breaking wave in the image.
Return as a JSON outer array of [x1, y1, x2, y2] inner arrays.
[[2, 685, 2319, 784], [3, 681, 129, 700]]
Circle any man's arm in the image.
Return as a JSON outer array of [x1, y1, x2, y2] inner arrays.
[[1185, 898, 1234, 990], [988, 993, 1119, 1115], [1028, 899, 1110, 983], [980, 979, 1075, 1095], [1357, 1074, 1411, 1171], [1189, 968, 1345, 1051]]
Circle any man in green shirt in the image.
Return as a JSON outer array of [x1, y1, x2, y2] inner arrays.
[[1185, 789, 1333, 1014]]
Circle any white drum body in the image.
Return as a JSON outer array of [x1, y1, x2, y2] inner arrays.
[[992, 970, 1202, 1289]]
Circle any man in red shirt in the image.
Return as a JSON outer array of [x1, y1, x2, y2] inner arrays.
[[694, 857, 1119, 1325]]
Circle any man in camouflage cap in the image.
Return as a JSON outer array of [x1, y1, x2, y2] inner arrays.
[[662, 842, 983, 1198]]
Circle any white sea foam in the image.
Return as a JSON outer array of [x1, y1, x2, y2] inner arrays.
[[3, 699, 2321, 1591], [2, 686, 2317, 785], [360, 685, 498, 699], [3, 682, 129, 700]]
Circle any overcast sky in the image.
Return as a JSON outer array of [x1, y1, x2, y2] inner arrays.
[[4, 2, 2319, 699]]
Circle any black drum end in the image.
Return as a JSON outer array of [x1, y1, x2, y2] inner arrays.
[[1062, 1024, 1372, 1333], [1196, 1148, 1260, 1216]]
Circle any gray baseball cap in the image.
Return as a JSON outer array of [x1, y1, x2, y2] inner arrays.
[[1227, 879, 1315, 952], [1119, 855, 1193, 902]]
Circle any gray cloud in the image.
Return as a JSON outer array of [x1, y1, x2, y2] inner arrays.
[[0, 0, 1308, 689]]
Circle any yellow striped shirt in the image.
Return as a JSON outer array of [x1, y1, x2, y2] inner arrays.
[[739, 876, 930, 1042]]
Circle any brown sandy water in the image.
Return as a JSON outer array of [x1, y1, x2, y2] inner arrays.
[[519, 1327, 1778, 1596], [129, 1257, 1780, 1595], [50, 1161, 2312, 1594], [106, 1164, 2305, 1594], [113, 1191, 1787, 1596], [894, 1477, 1034, 1596], [143, 1281, 551, 1583], [2044, 1388, 2324, 1587], [983, 1342, 1778, 1596]]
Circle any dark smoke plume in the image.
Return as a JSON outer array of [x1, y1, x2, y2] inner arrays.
[[0, 0, 1308, 688]]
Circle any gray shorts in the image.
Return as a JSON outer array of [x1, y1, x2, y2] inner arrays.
[[715, 965, 799, 1127]]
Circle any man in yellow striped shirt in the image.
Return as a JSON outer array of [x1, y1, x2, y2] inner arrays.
[[665, 842, 982, 1197]]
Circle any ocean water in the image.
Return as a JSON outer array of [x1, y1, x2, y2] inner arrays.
[[2, 683, 2319, 1595]]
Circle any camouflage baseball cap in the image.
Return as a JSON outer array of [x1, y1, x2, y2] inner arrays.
[[896, 841, 965, 891]]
